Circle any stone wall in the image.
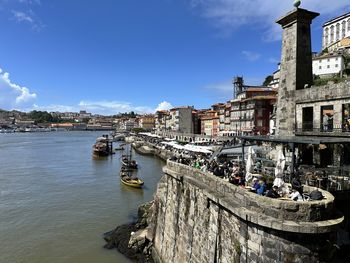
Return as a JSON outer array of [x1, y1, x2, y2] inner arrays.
[[151, 161, 343, 263], [295, 80, 350, 132]]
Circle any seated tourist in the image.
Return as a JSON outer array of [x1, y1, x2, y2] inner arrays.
[[251, 178, 260, 191], [289, 189, 303, 201], [291, 175, 303, 194], [256, 180, 267, 196], [266, 185, 280, 198]]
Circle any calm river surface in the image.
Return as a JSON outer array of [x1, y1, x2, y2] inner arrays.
[[0, 131, 165, 263]]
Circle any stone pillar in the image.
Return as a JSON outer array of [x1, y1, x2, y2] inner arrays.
[[276, 8, 319, 136]]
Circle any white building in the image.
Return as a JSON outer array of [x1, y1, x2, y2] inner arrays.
[[323, 12, 350, 51], [268, 64, 281, 89], [312, 53, 345, 77]]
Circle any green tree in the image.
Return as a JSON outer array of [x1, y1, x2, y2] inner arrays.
[[263, 75, 273, 86]]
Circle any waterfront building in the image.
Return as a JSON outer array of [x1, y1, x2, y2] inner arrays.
[[322, 12, 350, 52], [155, 110, 168, 131], [231, 77, 277, 136], [139, 115, 155, 130], [124, 119, 138, 131], [165, 106, 194, 133], [200, 110, 219, 136]]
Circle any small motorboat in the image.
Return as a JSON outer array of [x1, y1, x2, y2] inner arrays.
[[120, 170, 144, 188], [114, 146, 124, 151]]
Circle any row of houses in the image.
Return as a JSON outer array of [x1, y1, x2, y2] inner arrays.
[[154, 79, 277, 137]]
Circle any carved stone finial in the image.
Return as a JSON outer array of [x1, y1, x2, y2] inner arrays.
[[294, 0, 301, 8]]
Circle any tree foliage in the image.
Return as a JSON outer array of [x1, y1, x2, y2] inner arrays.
[[263, 75, 273, 86]]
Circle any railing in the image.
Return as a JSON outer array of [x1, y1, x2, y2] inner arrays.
[[295, 166, 350, 192], [296, 122, 350, 134]]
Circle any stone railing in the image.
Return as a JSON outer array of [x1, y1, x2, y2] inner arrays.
[[164, 161, 343, 234]]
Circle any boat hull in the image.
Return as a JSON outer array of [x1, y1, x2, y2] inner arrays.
[[120, 177, 144, 188]]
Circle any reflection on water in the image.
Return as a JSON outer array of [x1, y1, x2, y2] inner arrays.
[[0, 132, 164, 263]]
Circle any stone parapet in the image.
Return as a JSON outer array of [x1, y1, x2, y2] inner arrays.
[[296, 80, 350, 104], [151, 161, 344, 263], [164, 161, 342, 232]]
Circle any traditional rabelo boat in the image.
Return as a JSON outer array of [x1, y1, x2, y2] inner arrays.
[[92, 136, 112, 157], [121, 155, 138, 169], [120, 169, 144, 188]]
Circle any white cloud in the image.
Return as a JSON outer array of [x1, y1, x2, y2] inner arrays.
[[0, 68, 37, 110], [18, 0, 41, 5], [190, 0, 350, 40], [11, 9, 44, 31], [242, 51, 261, 61], [12, 10, 34, 23], [155, 101, 173, 111]]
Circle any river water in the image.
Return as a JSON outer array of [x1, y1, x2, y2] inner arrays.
[[0, 132, 165, 263]]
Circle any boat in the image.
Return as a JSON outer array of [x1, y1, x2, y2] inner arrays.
[[114, 146, 124, 151], [92, 136, 112, 156], [120, 169, 144, 188], [121, 155, 138, 169]]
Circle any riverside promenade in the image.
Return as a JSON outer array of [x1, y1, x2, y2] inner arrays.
[[128, 136, 344, 262]]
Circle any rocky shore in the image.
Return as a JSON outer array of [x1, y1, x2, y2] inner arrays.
[[103, 201, 156, 263]]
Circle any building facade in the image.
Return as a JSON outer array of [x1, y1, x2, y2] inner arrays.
[[322, 12, 350, 51], [312, 53, 346, 77], [166, 106, 194, 133]]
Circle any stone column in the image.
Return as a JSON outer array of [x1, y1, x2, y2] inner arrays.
[[276, 8, 319, 136]]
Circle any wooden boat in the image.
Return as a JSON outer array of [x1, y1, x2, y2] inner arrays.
[[121, 155, 138, 169], [120, 170, 144, 188], [92, 136, 112, 156]]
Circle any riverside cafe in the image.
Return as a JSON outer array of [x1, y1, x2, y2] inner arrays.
[[238, 135, 350, 193]]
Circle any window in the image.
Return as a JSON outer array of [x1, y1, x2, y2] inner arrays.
[[335, 64, 338, 68], [319, 66, 322, 69], [342, 20, 346, 38], [330, 25, 334, 42], [343, 104, 350, 132], [327, 65, 330, 68], [348, 19, 350, 32], [324, 27, 329, 46], [335, 57, 338, 61], [336, 23, 340, 40], [321, 105, 334, 132]]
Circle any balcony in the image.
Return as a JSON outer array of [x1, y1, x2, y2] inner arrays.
[[295, 122, 350, 137]]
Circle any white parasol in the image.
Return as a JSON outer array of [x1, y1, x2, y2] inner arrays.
[[245, 146, 254, 182], [273, 149, 286, 188]]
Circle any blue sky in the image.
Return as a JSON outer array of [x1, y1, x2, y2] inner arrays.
[[0, 0, 349, 115]]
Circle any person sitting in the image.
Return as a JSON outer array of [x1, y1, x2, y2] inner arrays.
[[291, 175, 303, 194], [256, 180, 266, 196], [251, 178, 260, 192], [266, 185, 280, 198], [289, 189, 303, 201]]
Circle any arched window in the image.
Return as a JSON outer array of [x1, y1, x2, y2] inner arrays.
[[342, 20, 346, 38], [324, 27, 329, 46], [348, 19, 350, 32], [330, 25, 334, 43], [336, 23, 340, 40]]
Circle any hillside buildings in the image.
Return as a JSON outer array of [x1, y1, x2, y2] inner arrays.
[[322, 12, 350, 52]]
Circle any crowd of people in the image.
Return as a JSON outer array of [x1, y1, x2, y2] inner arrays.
[[135, 134, 323, 201]]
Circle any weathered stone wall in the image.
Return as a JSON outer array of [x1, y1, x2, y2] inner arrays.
[[295, 80, 350, 132], [151, 161, 343, 263]]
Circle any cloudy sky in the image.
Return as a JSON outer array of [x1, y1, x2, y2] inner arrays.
[[0, 0, 349, 115]]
